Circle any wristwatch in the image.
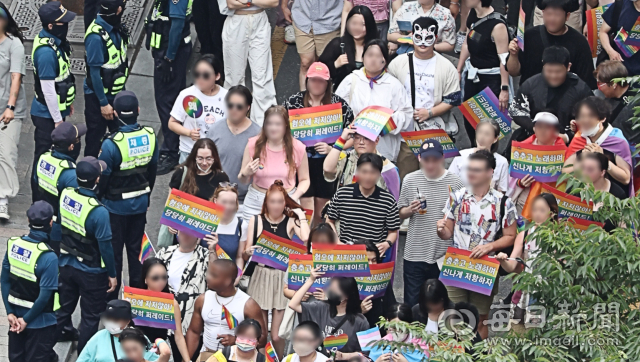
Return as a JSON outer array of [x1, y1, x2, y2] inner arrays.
[[427, 109, 433, 118], [386, 240, 393, 248], [501, 85, 509, 91], [6, 105, 15, 111]]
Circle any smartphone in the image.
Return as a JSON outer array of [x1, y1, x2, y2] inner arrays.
[[397, 21, 412, 33]]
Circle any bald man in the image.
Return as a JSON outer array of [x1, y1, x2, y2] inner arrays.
[[187, 259, 266, 360]]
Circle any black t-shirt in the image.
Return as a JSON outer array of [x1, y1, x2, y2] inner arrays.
[[509, 25, 596, 89], [169, 167, 230, 201], [604, 181, 628, 232], [609, 89, 640, 144], [466, 10, 503, 69]]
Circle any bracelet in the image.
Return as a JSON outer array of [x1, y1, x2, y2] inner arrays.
[[333, 137, 346, 151], [155, 338, 166, 346], [6, 105, 15, 111], [516, 179, 524, 188]]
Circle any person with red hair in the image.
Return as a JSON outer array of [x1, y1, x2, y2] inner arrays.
[[243, 180, 310, 358]]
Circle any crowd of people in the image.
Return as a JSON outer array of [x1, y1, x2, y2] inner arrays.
[[0, 0, 638, 360]]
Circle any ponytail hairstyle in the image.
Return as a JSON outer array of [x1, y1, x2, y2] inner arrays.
[[118, 327, 150, 351], [261, 180, 304, 220]]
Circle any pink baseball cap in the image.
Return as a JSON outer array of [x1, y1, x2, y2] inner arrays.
[[306, 62, 330, 80]]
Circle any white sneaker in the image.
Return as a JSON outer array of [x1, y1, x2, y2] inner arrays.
[[0, 204, 9, 220], [284, 25, 295, 44], [455, 31, 466, 53]]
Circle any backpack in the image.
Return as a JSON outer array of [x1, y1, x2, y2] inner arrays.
[[470, 12, 516, 42]]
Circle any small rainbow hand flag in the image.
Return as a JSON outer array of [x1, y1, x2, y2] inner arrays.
[[221, 304, 238, 329], [266, 341, 279, 362], [138, 232, 154, 263], [324, 334, 348, 351]]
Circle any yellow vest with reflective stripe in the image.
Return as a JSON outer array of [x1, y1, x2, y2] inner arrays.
[[36, 152, 74, 197], [84, 21, 129, 96], [147, 0, 193, 50], [112, 127, 157, 171], [7, 237, 60, 311], [31, 35, 76, 112], [60, 188, 99, 237]]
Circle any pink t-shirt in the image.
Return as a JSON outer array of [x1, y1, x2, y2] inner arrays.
[[348, 0, 389, 22], [246, 136, 306, 189]]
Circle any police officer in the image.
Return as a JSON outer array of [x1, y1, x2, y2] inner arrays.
[[30, 2, 78, 203], [84, 0, 130, 158], [1, 201, 59, 362], [98, 90, 158, 300], [33, 123, 86, 254], [146, 0, 193, 174], [56, 156, 117, 354]]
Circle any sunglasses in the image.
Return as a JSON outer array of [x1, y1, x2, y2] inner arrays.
[[149, 275, 169, 281], [220, 181, 238, 190], [227, 103, 246, 110], [194, 71, 213, 80]]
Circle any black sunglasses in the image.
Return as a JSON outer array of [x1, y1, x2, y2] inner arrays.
[[194, 71, 213, 80], [149, 275, 169, 282]]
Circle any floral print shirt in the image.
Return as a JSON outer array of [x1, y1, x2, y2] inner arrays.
[[389, 3, 456, 46], [442, 187, 518, 251]]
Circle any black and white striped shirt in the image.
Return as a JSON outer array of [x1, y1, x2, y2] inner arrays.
[[399, 169, 464, 264], [326, 183, 400, 244]]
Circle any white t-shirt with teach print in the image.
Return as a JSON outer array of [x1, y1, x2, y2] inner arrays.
[[170, 85, 228, 153]]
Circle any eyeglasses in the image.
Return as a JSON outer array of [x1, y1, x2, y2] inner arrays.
[[219, 181, 238, 190], [196, 157, 215, 163], [149, 274, 169, 281], [227, 103, 246, 110], [194, 71, 213, 80]]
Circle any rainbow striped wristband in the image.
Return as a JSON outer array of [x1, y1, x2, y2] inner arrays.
[[333, 137, 346, 151]]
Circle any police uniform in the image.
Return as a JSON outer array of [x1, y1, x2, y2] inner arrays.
[[98, 91, 159, 300], [56, 157, 117, 354], [32, 123, 86, 251], [83, 1, 130, 158], [1, 201, 59, 362], [30, 2, 79, 203], [146, 0, 193, 173]]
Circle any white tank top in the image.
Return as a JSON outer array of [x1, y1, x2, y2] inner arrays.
[[202, 289, 251, 351]]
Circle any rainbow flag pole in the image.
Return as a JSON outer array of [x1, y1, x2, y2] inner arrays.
[[266, 342, 279, 362], [139, 232, 155, 263]]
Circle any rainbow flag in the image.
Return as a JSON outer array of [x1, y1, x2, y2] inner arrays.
[[614, 28, 640, 58], [401, 130, 460, 158], [586, 4, 612, 58], [459, 87, 512, 140], [516, 1, 525, 50], [138, 232, 154, 263], [221, 304, 238, 329], [214, 245, 243, 278], [324, 334, 349, 351], [397, 35, 413, 44], [352, 106, 395, 141], [266, 342, 279, 362]]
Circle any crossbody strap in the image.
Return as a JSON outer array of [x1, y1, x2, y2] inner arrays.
[[408, 53, 416, 109], [329, 314, 350, 335], [110, 335, 118, 361]]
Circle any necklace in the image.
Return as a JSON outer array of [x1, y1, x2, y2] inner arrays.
[[215, 290, 238, 306], [265, 215, 284, 232]]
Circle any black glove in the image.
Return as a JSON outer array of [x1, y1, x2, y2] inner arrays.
[[157, 57, 174, 83]]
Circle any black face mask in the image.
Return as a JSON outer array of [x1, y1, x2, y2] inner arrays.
[[49, 23, 69, 41], [102, 12, 123, 27], [326, 290, 343, 306], [30, 224, 52, 234]]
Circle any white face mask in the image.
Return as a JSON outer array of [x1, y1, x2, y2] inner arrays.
[[292, 342, 316, 357], [581, 122, 601, 138], [197, 162, 212, 173], [103, 320, 124, 335]]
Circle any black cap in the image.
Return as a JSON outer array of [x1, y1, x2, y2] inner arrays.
[[113, 91, 139, 121], [101, 300, 136, 320], [51, 122, 87, 145], [38, 1, 77, 24], [418, 140, 444, 158], [76, 156, 107, 183], [100, 0, 127, 15], [27, 201, 54, 226]]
